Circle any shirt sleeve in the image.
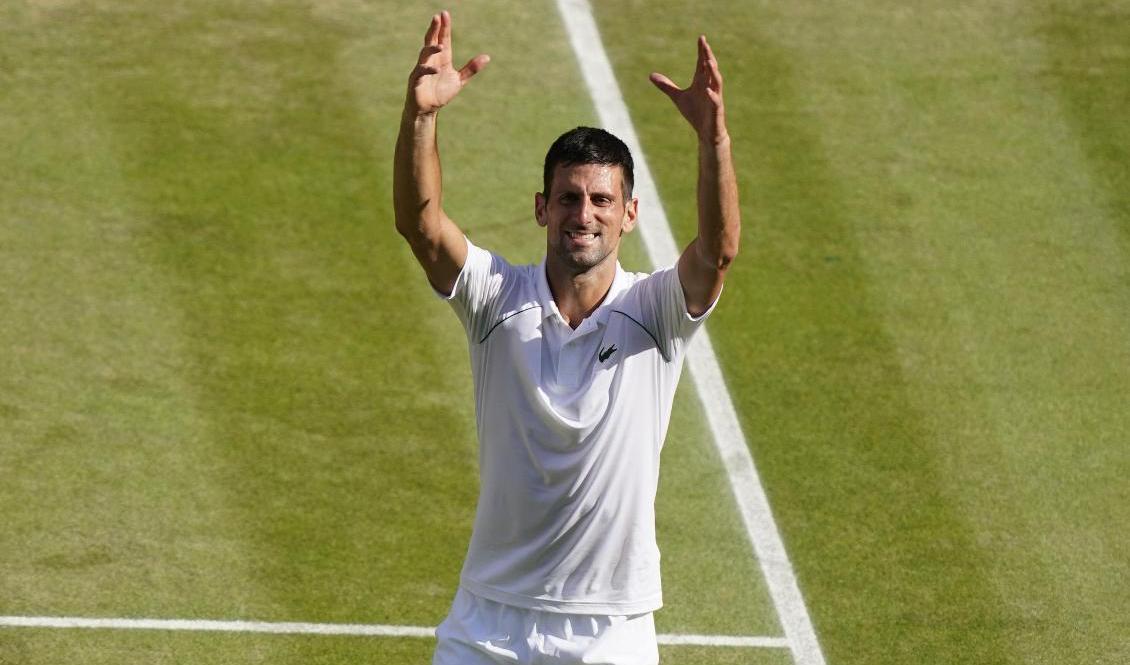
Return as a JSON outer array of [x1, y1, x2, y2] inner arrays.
[[636, 265, 721, 361], [435, 237, 513, 343]]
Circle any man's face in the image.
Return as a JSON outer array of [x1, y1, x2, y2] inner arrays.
[[535, 163, 638, 274]]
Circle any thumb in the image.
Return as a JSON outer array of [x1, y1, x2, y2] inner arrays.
[[649, 72, 681, 100], [459, 54, 491, 83]]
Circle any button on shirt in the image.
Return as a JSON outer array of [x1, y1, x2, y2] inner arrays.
[[441, 238, 716, 615]]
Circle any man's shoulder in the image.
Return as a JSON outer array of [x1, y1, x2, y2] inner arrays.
[[466, 241, 538, 277], [616, 264, 679, 300], [461, 241, 541, 308]]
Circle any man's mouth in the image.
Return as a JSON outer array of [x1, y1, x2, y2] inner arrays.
[[566, 230, 598, 242]]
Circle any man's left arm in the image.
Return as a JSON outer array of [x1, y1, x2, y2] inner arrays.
[[651, 36, 740, 317]]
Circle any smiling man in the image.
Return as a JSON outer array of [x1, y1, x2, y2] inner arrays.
[[393, 11, 739, 665]]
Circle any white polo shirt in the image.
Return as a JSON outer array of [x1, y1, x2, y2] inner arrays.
[[442, 238, 715, 615]]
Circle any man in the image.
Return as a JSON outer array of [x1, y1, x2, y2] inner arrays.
[[393, 10, 739, 665]]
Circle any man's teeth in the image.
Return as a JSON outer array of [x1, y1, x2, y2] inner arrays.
[[568, 232, 596, 239]]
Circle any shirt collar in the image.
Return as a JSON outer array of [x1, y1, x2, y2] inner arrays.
[[537, 258, 630, 328]]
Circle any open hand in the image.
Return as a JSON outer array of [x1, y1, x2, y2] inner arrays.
[[407, 11, 490, 116], [649, 36, 727, 143]]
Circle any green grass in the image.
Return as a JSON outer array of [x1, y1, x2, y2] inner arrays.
[[1, 0, 778, 662], [597, 0, 1130, 663], [0, 631, 794, 665], [2, 1, 1129, 664]]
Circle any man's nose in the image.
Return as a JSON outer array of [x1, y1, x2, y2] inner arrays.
[[576, 199, 594, 224]]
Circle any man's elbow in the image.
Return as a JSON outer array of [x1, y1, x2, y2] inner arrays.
[[700, 234, 740, 272], [394, 217, 417, 241], [393, 197, 436, 239], [716, 241, 739, 272]]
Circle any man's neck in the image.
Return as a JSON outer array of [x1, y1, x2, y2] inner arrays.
[[545, 258, 617, 329]]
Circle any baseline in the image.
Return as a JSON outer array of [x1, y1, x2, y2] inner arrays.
[[0, 615, 788, 649]]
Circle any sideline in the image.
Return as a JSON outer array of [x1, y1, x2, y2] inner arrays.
[[0, 615, 789, 648], [552, 1, 827, 664]]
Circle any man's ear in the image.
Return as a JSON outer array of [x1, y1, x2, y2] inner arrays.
[[621, 197, 639, 234], [534, 192, 548, 228]]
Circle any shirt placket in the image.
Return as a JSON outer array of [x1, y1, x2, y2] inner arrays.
[[556, 319, 599, 390]]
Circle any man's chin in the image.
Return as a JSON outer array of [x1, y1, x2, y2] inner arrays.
[[559, 249, 612, 273]]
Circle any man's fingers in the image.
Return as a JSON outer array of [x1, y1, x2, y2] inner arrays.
[[424, 13, 440, 46], [440, 9, 452, 48], [701, 37, 723, 91], [708, 60, 723, 92], [649, 72, 682, 99], [459, 54, 491, 82], [697, 35, 709, 75]]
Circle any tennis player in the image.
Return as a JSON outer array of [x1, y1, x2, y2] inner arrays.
[[393, 10, 739, 664]]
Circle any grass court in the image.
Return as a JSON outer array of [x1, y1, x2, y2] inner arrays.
[[1, 1, 1127, 663]]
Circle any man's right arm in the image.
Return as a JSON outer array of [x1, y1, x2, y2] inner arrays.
[[393, 10, 489, 295], [394, 110, 466, 295]]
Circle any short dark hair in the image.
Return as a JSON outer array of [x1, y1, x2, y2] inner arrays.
[[542, 127, 634, 198]]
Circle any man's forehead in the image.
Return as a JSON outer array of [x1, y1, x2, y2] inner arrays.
[[550, 162, 624, 191]]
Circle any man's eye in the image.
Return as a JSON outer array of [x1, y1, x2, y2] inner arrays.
[[593, 197, 612, 206]]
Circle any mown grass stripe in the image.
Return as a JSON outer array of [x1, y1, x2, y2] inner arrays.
[[553, 1, 825, 664], [1040, 1, 1130, 245], [695, 2, 1129, 663], [588, 2, 1040, 663], [71, 2, 479, 634], [0, 616, 787, 648]]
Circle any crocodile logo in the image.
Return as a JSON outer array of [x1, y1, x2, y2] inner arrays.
[[598, 344, 618, 363]]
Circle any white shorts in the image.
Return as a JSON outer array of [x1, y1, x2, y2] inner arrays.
[[433, 588, 659, 665]]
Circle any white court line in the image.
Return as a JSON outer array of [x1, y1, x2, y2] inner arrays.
[[552, 2, 827, 664], [0, 616, 788, 648], [0, 616, 435, 638], [660, 633, 790, 649]]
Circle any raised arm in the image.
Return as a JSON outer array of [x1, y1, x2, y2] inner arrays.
[[650, 36, 740, 317], [393, 11, 489, 295]]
